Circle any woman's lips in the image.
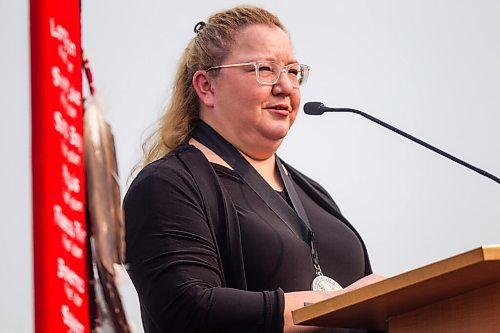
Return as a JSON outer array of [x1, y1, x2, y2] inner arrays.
[[265, 104, 290, 116]]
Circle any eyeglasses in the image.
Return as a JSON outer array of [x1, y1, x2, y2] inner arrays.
[[206, 61, 310, 88]]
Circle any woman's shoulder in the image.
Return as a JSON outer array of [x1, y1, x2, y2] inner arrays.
[[281, 159, 341, 212], [282, 162, 329, 195], [126, 144, 209, 198]]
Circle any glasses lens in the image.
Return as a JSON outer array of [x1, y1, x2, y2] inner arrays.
[[288, 64, 309, 86], [255, 62, 309, 87], [255, 62, 278, 85]]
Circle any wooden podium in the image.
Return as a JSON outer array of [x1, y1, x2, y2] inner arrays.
[[293, 245, 500, 332]]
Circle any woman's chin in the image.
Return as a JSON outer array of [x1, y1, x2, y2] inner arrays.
[[265, 124, 292, 142]]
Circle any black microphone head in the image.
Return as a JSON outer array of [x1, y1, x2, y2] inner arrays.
[[303, 102, 325, 115]]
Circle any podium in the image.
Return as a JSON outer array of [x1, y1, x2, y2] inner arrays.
[[293, 245, 500, 332]]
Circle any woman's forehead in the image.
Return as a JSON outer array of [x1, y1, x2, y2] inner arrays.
[[228, 24, 295, 62]]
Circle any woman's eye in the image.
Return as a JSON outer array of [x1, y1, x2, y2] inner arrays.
[[288, 69, 299, 76], [258, 65, 273, 72]]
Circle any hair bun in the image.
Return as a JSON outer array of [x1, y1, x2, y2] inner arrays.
[[194, 21, 207, 34]]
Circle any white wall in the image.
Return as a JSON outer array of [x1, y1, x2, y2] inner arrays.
[[3, 1, 500, 332], [0, 0, 33, 331]]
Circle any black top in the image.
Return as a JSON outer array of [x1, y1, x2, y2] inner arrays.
[[212, 163, 366, 292], [124, 144, 372, 333]]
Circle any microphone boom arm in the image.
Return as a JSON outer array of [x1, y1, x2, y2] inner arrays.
[[316, 104, 500, 185]]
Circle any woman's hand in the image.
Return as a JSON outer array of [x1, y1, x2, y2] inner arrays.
[[342, 273, 386, 293], [283, 274, 385, 332]]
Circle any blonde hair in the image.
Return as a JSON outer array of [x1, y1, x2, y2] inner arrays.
[[138, 6, 285, 169]]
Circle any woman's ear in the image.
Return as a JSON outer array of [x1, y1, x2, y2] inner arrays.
[[192, 70, 215, 108]]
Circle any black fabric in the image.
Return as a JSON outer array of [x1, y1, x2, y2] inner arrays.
[[124, 143, 373, 333], [212, 163, 366, 292], [192, 121, 311, 245]]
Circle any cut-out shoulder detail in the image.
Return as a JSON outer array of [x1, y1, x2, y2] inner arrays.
[[189, 138, 233, 169], [189, 137, 284, 191]]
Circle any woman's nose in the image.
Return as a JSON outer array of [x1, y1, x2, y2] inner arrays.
[[272, 71, 295, 95]]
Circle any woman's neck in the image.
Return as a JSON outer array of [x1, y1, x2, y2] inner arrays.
[[240, 151, 284, 191]]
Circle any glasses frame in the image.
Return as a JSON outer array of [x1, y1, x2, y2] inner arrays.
[[205, 61, 310, 87]]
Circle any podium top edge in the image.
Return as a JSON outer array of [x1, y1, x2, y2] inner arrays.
[[385, 244, 500, 286], [482, 244, 500, 260], [293, 245, 500, 326]]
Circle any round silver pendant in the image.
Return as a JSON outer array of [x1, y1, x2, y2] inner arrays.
[[311, 275, 343, 291]]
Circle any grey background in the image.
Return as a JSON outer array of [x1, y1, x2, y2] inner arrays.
[[2, 1, 499, 332]]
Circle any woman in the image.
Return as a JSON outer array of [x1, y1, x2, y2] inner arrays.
[[124, 6, 382, 333]]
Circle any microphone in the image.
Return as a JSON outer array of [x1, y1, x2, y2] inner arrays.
[[303, 102, 500, 185]]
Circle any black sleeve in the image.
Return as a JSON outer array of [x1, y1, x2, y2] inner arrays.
[[124, 160, 284, 333]]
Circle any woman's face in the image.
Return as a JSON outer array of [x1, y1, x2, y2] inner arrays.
[[201, 24, 301, 159]]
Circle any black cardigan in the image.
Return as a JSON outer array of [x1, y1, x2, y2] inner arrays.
[[124, 144, 372, 333]]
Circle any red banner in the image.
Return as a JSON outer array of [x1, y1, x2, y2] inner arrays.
[[30, 0, 90, 332]]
